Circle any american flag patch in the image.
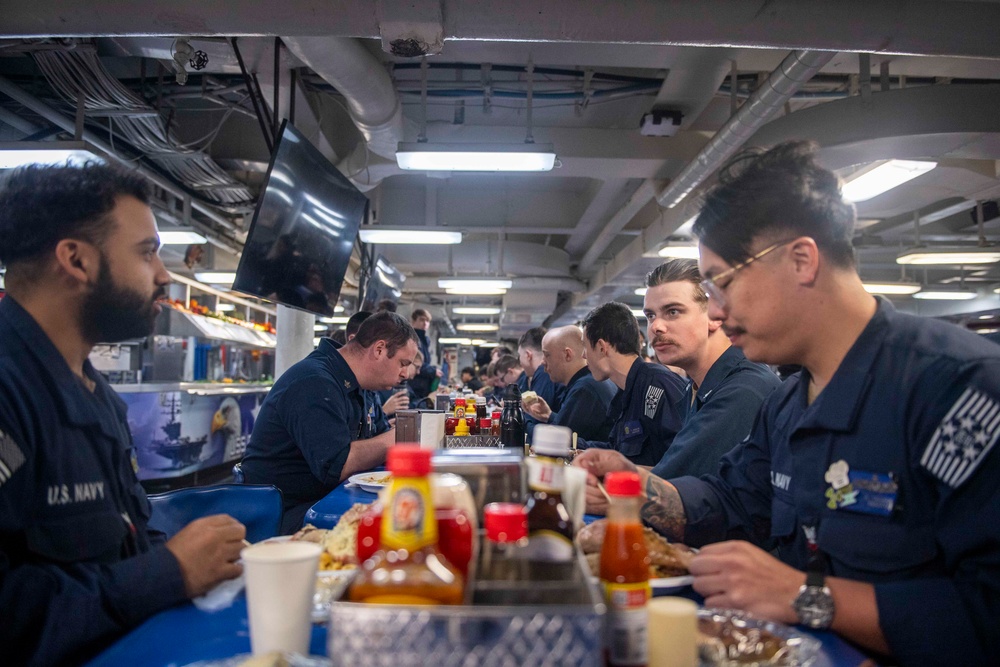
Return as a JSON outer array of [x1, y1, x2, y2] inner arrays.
[[0, 429, 26, 488], [920, 388, 1000, 488], [644, 386, 664, 419]]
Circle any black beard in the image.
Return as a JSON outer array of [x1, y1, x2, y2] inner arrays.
[[81, 255, 164, 343]]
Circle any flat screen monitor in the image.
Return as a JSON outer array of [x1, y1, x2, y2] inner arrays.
[[361, 255, 405, 312], [233, 120, 367, 316]]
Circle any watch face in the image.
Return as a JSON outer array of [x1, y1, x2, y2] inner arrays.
[[794, 586, 835, 629]]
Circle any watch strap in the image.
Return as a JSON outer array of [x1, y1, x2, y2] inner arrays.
[[805, 569, 825, 588]]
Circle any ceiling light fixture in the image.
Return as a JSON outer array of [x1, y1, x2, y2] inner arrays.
[[216, 303, 236, 312], [862, 282, 922, 295], [896, 247, 1000, 265], [912, 290, 978, 300], [479, 341, 500, 348], [631, 309, 647, 318], [657, 245, 700, 259], [359, 228, 463, 244], [439, 278, 512, 290], [0, 141, 105, 169], [396, 142, 556, 172], [159, 228, 208, 245], [456, 323, 500, 332], [634, 288, 647, 296], [438, 337, 474, 345], [453, 306, 502, 315], [446, 287, 507, 296], [194, 271, 237, 285], [842, 159, 937, 203]]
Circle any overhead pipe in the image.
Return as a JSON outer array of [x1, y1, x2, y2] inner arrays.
[[0, 75, 243, 243], [654, 50, 834, 210], [282, 36, 404, 174]]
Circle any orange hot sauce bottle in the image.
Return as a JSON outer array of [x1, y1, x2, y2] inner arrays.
[[600, 471, 650, 667], [348, 446, 464, 605]]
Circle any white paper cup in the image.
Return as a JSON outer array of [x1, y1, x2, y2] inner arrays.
[[242, 541, 322, 655], [647, 597, 699, 667], [562, 465, 589, 531]]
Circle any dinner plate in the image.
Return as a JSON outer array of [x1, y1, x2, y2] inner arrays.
[[650, 574, 695, 590], [348, 471, 392, 493]]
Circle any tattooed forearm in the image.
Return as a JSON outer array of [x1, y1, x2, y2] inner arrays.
[[640, 475, 686, 542]]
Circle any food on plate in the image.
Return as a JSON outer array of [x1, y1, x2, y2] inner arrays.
[[576, 518, 695, 578], [291, 503, 371, 570], [698, 614, 790, 665], [519, 390, 539, 405], [356, 472, 392, 486]]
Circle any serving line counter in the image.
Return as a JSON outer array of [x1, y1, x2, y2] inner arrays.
[[86, 480, 871, 667]]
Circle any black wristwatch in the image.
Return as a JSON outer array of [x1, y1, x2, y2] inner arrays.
[[792, 569, 835, 629]]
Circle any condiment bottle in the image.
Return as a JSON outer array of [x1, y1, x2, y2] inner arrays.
[[499, 384, 526, 450], [476, 396, 488, 423], [480, 417, 493, 438], [454, 416, 471, 437], [523, 424, 575, 579], [348, 446, 464, 605], [454, 397, 467, 420], [491, 410, 502, 436], [481, 502, 529, 581], [600, 471, 650, 667]]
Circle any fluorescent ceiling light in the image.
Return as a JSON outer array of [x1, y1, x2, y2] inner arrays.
[[159, 229, 208, 245], [314, 324, 329, 332], [317, 316, 350, 325], [862, 282, 922, 295], [634, 288, 647, 296], [0, 143, 104, 169], [216, 303, 236, 312], [631, 309, 647, 318], [842, 160, 937, 202], [360, 228, 462, 244], [657, 245, 700, 259], [978, 328, 999, 335], [438, 278, 513, 290], [439, 337, 474, 345], [453, 306, 502, 315], [194, 271, 236, 285], [470, 339, 489, 345], [479, 341, 500, 348], [896, 248, 1000, 265], [334, 305, 345, 313], [447, 287, 507, 296], [912, 290, 977, 300], [396, 142, 556, 172], [978, 315, 994, 320], [457, 323, 499, 332]]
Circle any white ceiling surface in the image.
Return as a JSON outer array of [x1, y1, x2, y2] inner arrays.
[[3, 2, 1000, 336]]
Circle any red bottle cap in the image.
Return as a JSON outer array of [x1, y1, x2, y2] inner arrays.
[[484, 503, 528, 543], [604, 471, 641, 496], [386, 445, 431, 476], [480, 418, 492, 429]]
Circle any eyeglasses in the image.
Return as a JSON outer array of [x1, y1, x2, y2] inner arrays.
[[699, 238, 797, 307]]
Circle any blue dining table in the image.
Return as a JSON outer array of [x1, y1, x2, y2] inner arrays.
[[87, 481, 873, 667]]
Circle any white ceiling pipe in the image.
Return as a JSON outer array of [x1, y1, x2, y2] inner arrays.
[[654, 50, 834, 210], [282, 36, 403, 162]]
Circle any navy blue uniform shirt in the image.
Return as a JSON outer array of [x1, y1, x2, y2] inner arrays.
[[0, 296, 186, 667], [670, 299, 1000, 666], [242, 339, 385, 534], [546, 366, 617, 441], [650, 346, 779, 479], [580, 358, 687, 466], [409, 328, 436, 399], [523, 365, 567, 439]]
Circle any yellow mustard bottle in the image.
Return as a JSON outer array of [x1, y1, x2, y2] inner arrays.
[[348, 446, 464, 605]]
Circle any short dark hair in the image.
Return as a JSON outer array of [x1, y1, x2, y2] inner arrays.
[[350, 311, 419, 357], [492, 354, 522, 377], [345, 311, 372, 339], [693, 140, 856, 268], [375, 298, 398, 313], [411, 308, 430, 321], [646, 259, 708, 308], [460, 366, 475, 377], [581, 302, 642, 356], [494, 346, 513, 357], [518, 327, 546, 352], [0, 162, 151, 282]]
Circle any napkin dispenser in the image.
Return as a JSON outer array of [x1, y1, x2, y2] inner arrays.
[[395, 409, 445, 449], [432, 448, 525, 523]]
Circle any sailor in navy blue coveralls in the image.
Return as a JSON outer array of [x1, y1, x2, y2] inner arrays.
[[671, 299, 1000, 665]]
